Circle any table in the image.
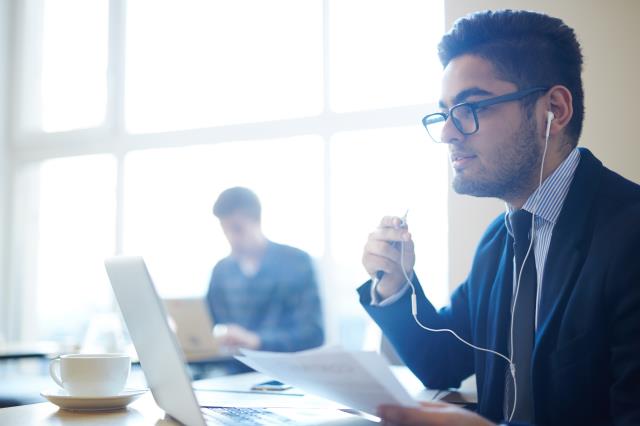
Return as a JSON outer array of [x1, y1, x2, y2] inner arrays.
[[0, 341, 67, 360], [0, 368, 477, 425], [0, 343, 70, 407], [0, 345, 236, 407]]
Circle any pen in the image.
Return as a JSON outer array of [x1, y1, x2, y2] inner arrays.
[[374, 210, 409, 282]]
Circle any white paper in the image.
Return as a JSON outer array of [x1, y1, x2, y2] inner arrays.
[[236, 347, 419, 415]]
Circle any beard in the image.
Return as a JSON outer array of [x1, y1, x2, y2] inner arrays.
[[452, 115, 541, 200]]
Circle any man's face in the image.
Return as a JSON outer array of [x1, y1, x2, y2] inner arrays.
[[219, 211, 262, 256], [440, 54, 542, 201]]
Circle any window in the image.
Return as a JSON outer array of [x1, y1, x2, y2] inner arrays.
[[329, 0, 443, 112], [9, 0, 446, 346], [41, 0, 109, 132], [330, 126, 449, 309], [125, 0, 323, 133], [13, 155, 116, 342], [123, 137, 324, 297]]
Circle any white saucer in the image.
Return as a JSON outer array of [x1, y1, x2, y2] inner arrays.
[[40, 388, 148, 411]]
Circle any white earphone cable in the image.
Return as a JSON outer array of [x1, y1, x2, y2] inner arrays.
[[397, 110, 553, 422]]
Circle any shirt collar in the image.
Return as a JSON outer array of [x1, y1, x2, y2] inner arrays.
[[505, 148, 581, 234]]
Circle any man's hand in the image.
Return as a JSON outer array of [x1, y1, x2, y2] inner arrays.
[[378, 401, 496, 426], [214, 324, 261, 350], [362, 216, 415, 299]]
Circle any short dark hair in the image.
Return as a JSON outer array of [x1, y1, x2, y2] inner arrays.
[[438, 10, 584, 146], [213, 187, 261, 221]]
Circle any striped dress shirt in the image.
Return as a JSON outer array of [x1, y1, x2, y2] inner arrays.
[[506, 147, 580, 329], [373, 147, 581, 323]]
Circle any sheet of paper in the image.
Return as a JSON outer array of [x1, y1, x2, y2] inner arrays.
[[389, 366, 439, 401], [236, 347, 419, 415]]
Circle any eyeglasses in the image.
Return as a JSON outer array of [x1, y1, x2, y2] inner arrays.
[[421, 87, 549, 143]]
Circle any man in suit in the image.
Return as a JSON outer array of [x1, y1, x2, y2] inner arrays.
[[206, 187, 324, 355], [359, 10, 640, 426]]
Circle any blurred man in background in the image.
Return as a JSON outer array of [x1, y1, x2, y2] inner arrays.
[[207, 187, 324, 355]]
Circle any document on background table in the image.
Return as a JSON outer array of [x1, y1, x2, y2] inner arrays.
[[236, 346, 419, 415]]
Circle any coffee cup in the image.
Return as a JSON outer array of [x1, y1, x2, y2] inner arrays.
[[49, 353, 130, 397]]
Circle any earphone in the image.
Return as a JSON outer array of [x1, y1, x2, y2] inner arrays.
[[397, 109, 554, 422], [547, 110, 555, 123]]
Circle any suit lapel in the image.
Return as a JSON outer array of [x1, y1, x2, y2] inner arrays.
[[534, 148, 603, 355], [479, 236, 514, 419], [487, 241, 513, 358]]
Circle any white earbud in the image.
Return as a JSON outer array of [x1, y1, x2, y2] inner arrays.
[[545, 111, 554, 141]]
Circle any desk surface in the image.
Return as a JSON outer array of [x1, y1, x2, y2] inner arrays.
[[0, 341, 68, 360], [0, 393, 174, 425], [0, 368, 477, 425]]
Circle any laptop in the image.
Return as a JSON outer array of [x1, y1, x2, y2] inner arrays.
[[163, 297, 220, 361], [104, 256, 375, 426]]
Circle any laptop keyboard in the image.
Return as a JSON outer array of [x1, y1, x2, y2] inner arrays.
[[202, 407, 297, 425]]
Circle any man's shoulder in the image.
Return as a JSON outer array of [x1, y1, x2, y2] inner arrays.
[[590, 198, 640, 255], [212, 255, 234, 272], [577, 150, 640, 232], [269, 241, 312, 262], [576, 147, 640, 207], [564, 150, 640, 262], [598, 164, 640, 205]]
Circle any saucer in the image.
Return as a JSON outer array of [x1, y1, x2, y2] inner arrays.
[[40, 388, 148, 411]]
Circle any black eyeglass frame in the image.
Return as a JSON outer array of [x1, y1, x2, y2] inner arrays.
[[421, 86, 550, 143]]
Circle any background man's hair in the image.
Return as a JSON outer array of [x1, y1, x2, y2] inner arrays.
[[438, 9, 584, 147], [213, 186, 261, 221]]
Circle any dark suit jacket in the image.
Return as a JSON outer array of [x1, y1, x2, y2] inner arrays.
[[359, 148, 640, 425]]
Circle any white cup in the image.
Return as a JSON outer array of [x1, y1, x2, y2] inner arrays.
[[49, 353, 130, 397]]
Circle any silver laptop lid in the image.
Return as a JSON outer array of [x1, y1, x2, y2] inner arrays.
[[163, 297, 219, 361], [105, 256, 206, 426]]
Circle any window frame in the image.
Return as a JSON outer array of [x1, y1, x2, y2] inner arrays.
[[4, 0, 444, 343]]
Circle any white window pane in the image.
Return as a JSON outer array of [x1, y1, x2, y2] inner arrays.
[[330, 126, 449, 308], [123, 137, 324, 297], [41, 0, 108, 132], [329, 0, 444, 112], [36, 155, 117, 340], [125, 0, 323, 133]]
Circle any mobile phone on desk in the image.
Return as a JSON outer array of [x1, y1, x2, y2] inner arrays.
[[250, 380, 293, 391]]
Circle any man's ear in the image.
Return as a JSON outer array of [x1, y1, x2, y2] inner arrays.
[[547, 85, 573, 138]]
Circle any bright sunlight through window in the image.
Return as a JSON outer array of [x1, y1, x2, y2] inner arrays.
[[41, 0, 108, 132], [36, 155, 116, 340], [125, 0, 324, 133], [17, 0, 447, 347], [123, 138, 325, 298], [329, 0, 444, 111]]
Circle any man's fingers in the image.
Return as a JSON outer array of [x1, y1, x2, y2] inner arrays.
[[379, 215, 408, 228], [400, 238, 415, 254], [364, 238, 414, 263], [362, 253, 396, 276], [419, 401, 449, 408], [370, 229, 412, 244], [363, 237, 415, 277], [378, 404, 452, 426], [365, 239, 402, 263], [378, 404, 440, 426]]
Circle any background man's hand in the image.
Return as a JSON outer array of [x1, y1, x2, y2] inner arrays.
[[378, 401, 496, 426], [214, 324, 261, 350], [362, 215, 415, 299]]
